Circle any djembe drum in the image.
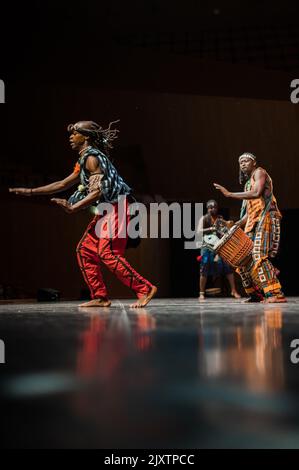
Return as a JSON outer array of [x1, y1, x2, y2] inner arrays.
[[213, 225, 253, 268]]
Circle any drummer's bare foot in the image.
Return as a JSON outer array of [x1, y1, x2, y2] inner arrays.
[[231, 291, 241, 299], [130, 286, 157, 308], [243, 296, 262, 303], [262, 295, 287, 304], [79, 298, 111, 308], [199, 292, 205, 301]]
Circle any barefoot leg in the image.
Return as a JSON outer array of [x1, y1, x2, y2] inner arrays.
[[79, 299, 112, 308], [262, 296, 287, 304], [130, 286, 157, 309]]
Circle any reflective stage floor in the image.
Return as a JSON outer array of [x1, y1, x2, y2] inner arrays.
[[1, 298, 299, 449]]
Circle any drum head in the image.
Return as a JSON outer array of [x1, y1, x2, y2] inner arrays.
[[214, 224, 238, 251]]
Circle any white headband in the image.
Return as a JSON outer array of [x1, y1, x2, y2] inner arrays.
[[239, 153, 256, 162]]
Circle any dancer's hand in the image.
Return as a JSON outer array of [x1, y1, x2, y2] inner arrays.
[[9, 188, 32, 196], [51, 198, 73, 214], [213, 183, 231, 197]]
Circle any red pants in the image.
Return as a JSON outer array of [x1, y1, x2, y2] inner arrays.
[[76, 200, 153, 300]]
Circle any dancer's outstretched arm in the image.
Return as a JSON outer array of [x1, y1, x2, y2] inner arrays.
[[9, 171, 80, 196], [213, 168, 266, 200]]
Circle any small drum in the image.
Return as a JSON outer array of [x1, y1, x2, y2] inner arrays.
[[213, 225, 253, 268], [203, 233, 220, 248]]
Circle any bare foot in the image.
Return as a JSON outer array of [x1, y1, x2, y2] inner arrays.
[[130, 286, 157, 309], [243, 297, 262, 303], [199, 293, 205, 301], [79, 299, 111, 308], [262, 296, 287, 304], [231, 291, 241, 299]]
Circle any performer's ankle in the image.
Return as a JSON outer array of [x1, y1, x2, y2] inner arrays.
[[245, 290, 264, 302], [265, 290, 285, 300]]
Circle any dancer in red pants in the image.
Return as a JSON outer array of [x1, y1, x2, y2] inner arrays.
[[9, 120, 157, 308]]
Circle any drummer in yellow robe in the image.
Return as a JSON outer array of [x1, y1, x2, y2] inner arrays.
[[214, 152, 286, 303]]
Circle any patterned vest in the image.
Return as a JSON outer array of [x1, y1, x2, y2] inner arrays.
[[68, 146, 131, 206]]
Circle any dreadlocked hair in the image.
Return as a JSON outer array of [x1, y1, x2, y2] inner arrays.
[[97, 120, 120, 152], [68, 120, 120, 155]]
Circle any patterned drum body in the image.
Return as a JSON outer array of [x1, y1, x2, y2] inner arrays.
[[214, 226, 253, 268]]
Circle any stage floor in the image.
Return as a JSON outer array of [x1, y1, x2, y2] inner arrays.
[[1, 297, 299, 449]]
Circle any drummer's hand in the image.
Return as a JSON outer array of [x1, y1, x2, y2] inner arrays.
[[234, 220, 243, 228], [226, 220, 234, 229], [213, 183, 231, 198]]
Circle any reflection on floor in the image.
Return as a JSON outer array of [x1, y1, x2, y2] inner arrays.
[[0, 298, 299, 449]]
